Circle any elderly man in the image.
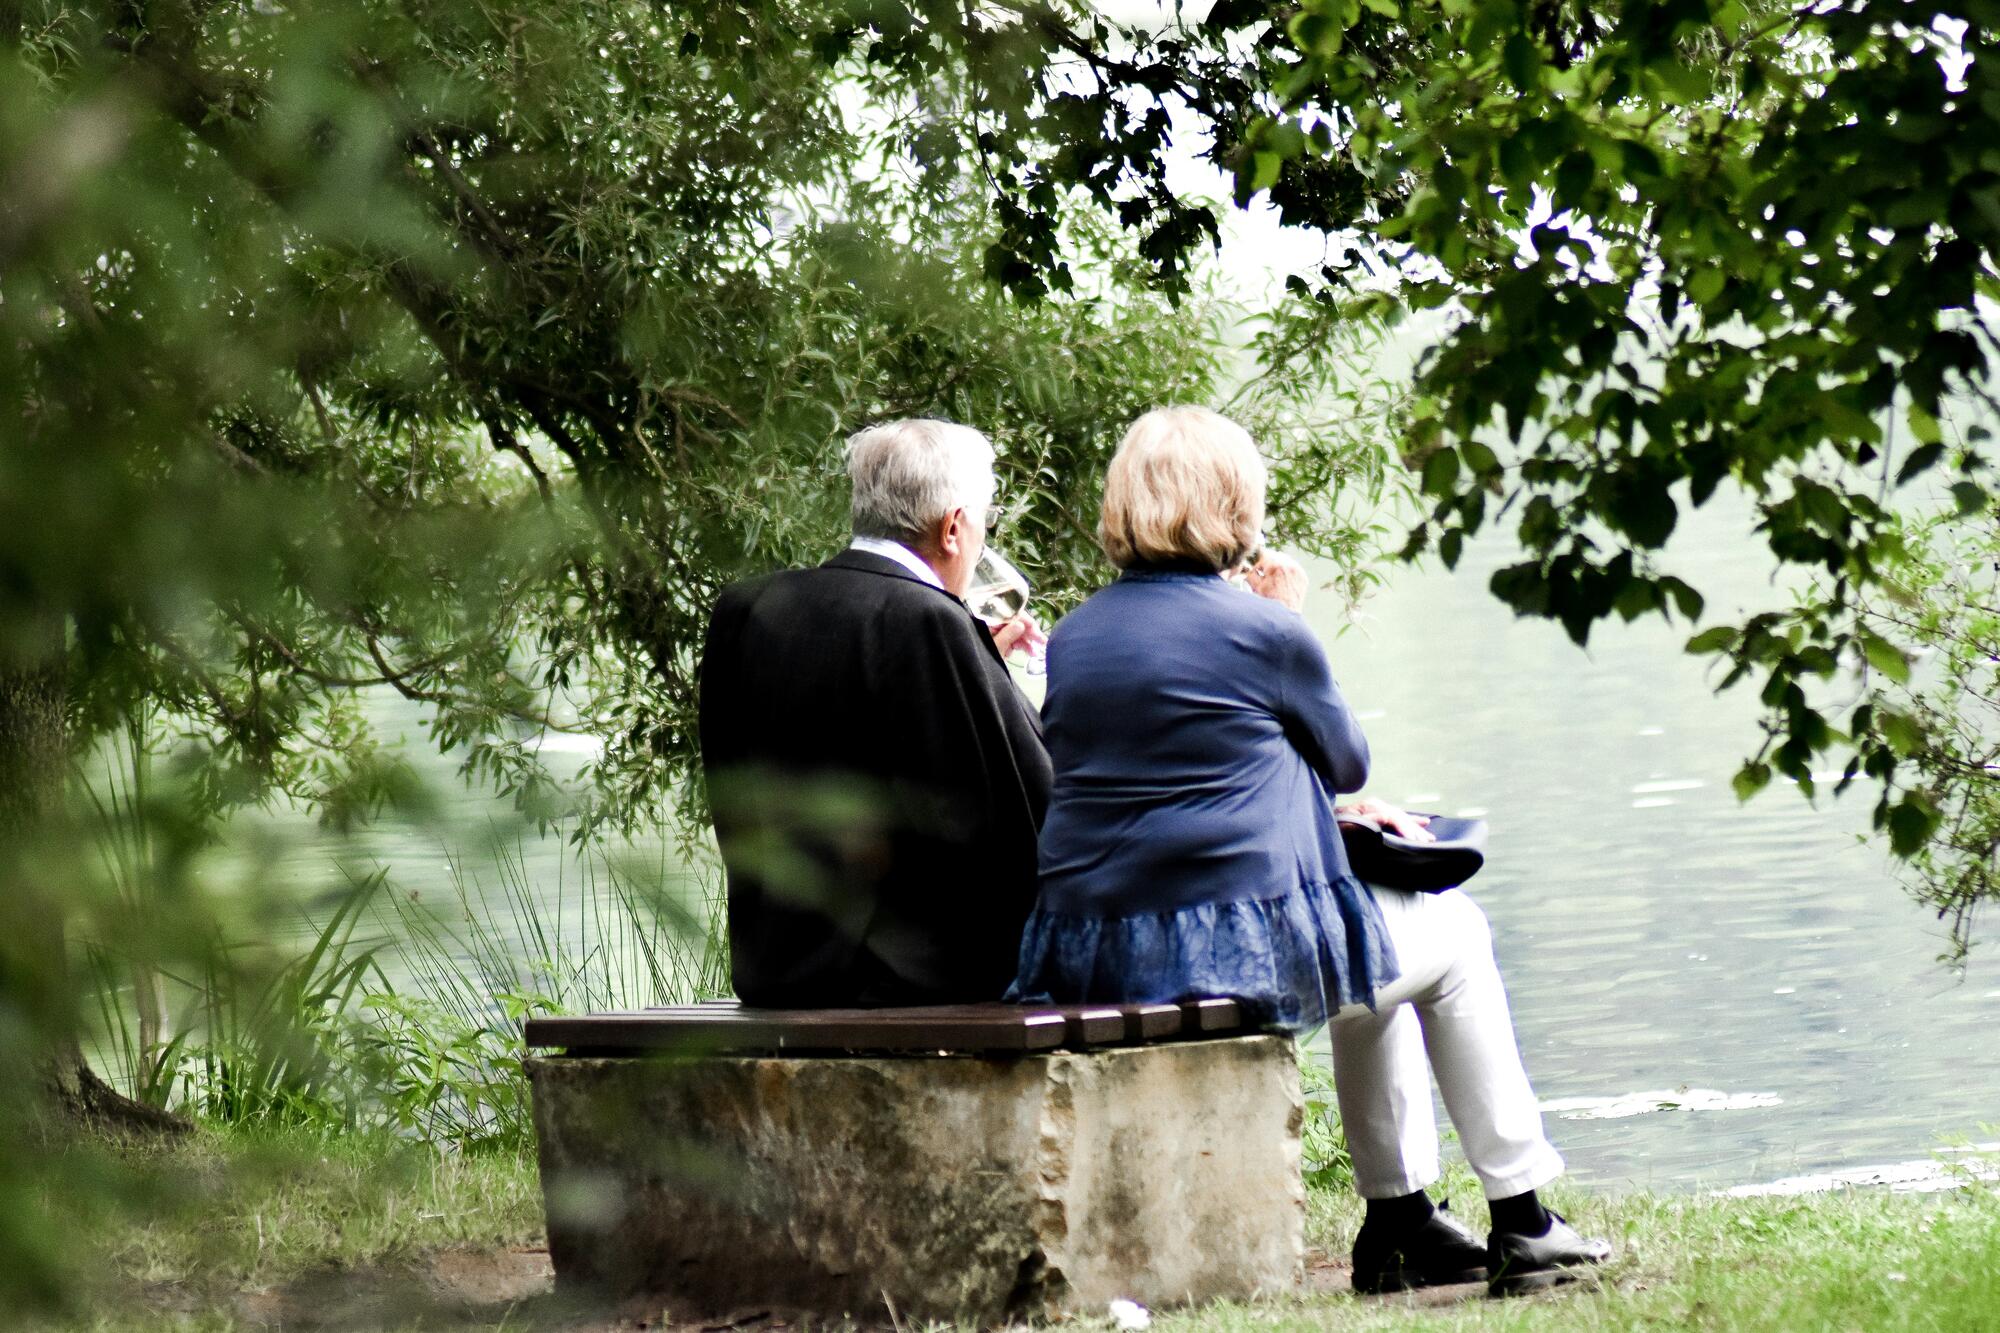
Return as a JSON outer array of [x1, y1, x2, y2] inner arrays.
[[698, 419, 1052, 1007]]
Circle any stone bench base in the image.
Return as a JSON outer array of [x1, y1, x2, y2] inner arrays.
[[527, 1035, 1304, 1325]]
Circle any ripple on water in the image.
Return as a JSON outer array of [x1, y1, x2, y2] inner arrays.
[[1541, 1089, 1785, 1120], [1722, 1146, 2000, 1198]]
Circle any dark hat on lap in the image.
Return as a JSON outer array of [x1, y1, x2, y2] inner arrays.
[[1340, 814, 1487, 893]]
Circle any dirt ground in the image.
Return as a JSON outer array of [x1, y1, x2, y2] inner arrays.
[[146, 1247, 610, 1331], [134, 1247, 1487, 1330]]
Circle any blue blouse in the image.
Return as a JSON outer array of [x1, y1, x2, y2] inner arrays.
[[1011, 570, 1397, 1024]]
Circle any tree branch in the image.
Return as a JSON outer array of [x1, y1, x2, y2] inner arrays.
[[481, 409, 553, 502]]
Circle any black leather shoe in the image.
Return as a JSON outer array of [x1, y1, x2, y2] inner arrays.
[[1486, 1209, 1612, 1296], [1352, 1202, 1489, 1294]]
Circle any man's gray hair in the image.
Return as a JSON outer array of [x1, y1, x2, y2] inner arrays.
[[844, 419, 997, 544]]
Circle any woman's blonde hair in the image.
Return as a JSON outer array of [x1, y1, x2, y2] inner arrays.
[[1098, 406, 1266, 571]]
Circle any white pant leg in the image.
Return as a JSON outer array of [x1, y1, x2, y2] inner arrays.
[[1328, 1001, 1440, 1197], [1328, 886, 1565, 1200]]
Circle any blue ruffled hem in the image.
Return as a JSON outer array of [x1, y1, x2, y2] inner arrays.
[[1005, 875, 1399, 1033]]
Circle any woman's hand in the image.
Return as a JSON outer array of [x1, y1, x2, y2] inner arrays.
[[1337, 796, 1436, 843], [1243, 550, 1307, 613]]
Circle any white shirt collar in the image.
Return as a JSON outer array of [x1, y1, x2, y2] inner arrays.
[[848, 536, 944, 589]]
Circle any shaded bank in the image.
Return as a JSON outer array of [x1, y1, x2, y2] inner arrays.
[[38, 1125, 2000, 1331]]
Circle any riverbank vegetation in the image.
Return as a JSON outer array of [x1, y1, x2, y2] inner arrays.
[[33, 1121, 2000, 1330]]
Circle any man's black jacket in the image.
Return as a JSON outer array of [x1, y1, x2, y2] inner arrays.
[[697, 548, 1053, 1006]]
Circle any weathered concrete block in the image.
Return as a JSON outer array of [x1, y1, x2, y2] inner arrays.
[[527, 1036, 1304, 1325]]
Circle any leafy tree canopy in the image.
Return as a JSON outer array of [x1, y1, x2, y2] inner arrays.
[[2, 0, 1397, 838]]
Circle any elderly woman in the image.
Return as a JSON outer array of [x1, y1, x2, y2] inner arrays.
[[1009, 407, 1611, 1297]]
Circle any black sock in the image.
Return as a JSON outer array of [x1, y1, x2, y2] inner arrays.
[[1488, 1189, 1550, 1237], [1364, 1189, 1436, 1233]]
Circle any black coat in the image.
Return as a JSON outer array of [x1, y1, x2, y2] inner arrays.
[[697, 549, 1053, 1006]]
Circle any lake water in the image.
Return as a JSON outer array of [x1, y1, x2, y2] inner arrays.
[[1308, 497, 2000, 1193], [269, 497, 1999, 1195]]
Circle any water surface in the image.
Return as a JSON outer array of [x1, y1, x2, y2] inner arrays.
[[1308, 498, 2000, 1192]]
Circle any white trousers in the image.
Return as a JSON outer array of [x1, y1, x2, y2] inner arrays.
[[1326, 886, 1565, 1200]]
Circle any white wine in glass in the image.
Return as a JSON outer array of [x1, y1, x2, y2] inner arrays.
[[966, 546, 1044, 674]]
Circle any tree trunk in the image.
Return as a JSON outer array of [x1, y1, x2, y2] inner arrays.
[[0, 622, 188, 1135], [41, 1046, 189, 1134]]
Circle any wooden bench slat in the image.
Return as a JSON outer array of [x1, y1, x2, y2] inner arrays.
[[525, 1011, 1069, 1053], [634, 1004, 1088, 1042], [1052, 1006, 1128, 1045], [524, 997, 1250, 1054], [1181, 997, 1245, 1033], [532, 1008, 1072, 1030], [636, 1003, 1124, 1042], [1129, 1002, 1186, 1040]]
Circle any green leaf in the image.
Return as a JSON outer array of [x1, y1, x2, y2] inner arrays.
[[1614, 579, 1658, 621], [1609, 480, 1677, 547], [1287, 11, 1344, 56], [1885, 793, 1939, 858], [1652, 60, 1709, 105], [1687, 267, 1725, 306], [1907, 403, 1943, 446], [1882, 188, 1948, 230], [1686, 626, 1736, 654], [1859, 631, 1910, 683], [1497, 131, 1534, 187], [1421, 447, 1461, 496], [1464, 0, 1514, 51], [1878, 709, 1925, 756], [1619, 139, 1665, 180], [1818, 397, 1883, 445], [1503, 32, 1539, 93], [1659, 576, 1704, 621], [1950, 481, 1985, 516], [1896, 441, 1946, 485], [1731, 761, 1771, 802], [1554, 151, 1594, 207]]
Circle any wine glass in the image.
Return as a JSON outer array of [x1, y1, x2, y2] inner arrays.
[[966, 545, 1045, 675]]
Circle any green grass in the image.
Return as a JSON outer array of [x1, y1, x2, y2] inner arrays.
[[41, 1127, 2000, 1331], [46, 1123, 542, 1328], [1268, 1168, 2000, 1332]]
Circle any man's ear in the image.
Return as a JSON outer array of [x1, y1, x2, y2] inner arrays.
[[936, 507, 968, 557]]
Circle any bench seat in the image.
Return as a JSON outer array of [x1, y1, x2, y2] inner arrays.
[[522, 996, 1248, 1055]]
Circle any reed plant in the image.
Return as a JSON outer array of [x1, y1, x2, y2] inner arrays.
[[77, 714, 727, 1148], [84, 861, 393, 1133], [78, 718, 182, 1109], [354, 836, 729, 1149], [175, 876, 391, 1129], [377, 833, 727, 1030]]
